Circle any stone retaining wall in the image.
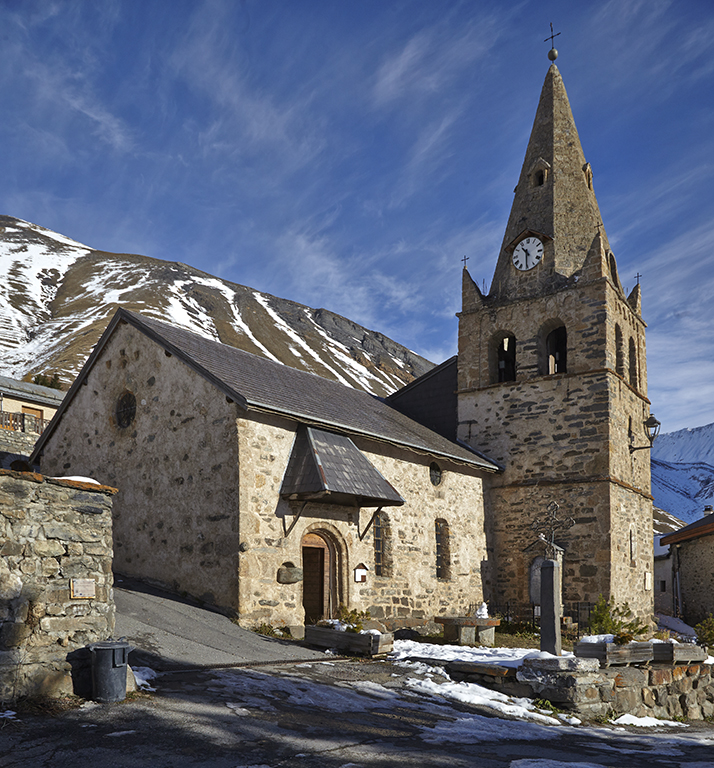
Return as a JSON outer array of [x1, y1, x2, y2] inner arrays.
[[0, 428, 38, 458], [0, 470, 117, 702], [445, 657, 714, 720]]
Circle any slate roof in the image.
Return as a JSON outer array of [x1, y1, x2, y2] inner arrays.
[[280, 426, 405, 506], [0, 375, 65, 408], [31, 309, 500, 472], [386, 356, 458, 441]]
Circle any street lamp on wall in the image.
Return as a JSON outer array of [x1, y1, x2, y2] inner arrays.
[[629, 414, 661, 454]]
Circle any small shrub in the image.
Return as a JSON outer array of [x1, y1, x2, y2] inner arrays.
[[336, 605, 371, 633], [588, 595, 648, 643], [533, 698, 563, 714], [32, 372, 62, 390], [694, 614, 714, 648], [252, 623, 278, 637]]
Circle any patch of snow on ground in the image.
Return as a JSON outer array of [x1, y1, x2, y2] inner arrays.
[[612, 714, 688, 728], [578, 634, 615, 644], [510, 762, 606, 768], [421, 711, 564, 744], [390, 639, 571, 668], [656, 613, 697, 638], [405, 675, 560, 724], [50, 476, 100, 484], [132, 666, 157, 692], [0, 710, 16, 719]]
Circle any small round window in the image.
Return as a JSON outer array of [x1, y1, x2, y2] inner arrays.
[[429, 462, 443, 486], [116, 391, 137, 429]]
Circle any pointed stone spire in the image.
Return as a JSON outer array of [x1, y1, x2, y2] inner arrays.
[[461, 266, 483, 313], [489, 64, 610, 300]]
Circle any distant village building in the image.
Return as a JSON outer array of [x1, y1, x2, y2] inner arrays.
[[660, 506, 714, 625], [0, 374, 63, 467], [31, 61, 656, 629], [652, 507, 686, 616]]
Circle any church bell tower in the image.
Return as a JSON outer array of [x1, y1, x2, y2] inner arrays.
[[457, 57, 654, 619]]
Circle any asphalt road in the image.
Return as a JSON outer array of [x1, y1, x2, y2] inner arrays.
[[1, 579, 713, 768], [112, 576, 325, 669]]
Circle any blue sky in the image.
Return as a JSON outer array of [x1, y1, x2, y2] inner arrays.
[[1, 1, 713, 433]]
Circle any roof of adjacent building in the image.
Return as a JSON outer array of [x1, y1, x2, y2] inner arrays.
[[0, 374, 65, 408], [32, 309, 500, 473], [280, 426, 405, 506], [660, 511, 714, 546], [386, 356, 458, 441]]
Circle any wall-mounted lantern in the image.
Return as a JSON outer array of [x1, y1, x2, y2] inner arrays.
[[629, 414, 661, 454]]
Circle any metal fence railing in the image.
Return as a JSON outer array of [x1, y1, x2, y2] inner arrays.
[[487, 601, 594, 638]]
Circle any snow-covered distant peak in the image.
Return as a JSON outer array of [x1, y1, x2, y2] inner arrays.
[[653, 422, 714, 465], [6, 217, 94, 251]]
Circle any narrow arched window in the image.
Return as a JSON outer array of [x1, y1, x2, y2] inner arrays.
[[496, 334, 516, 383], [373, 511, 391, 577], [435, 518, 451, 580], [546, 326, 567, 374], [629, 338, 638, 389], [615, 325, 624, 377]]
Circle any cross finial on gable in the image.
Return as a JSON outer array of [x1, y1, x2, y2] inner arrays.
[[635, 272, 642, 285], [461, 255, 469, 269]]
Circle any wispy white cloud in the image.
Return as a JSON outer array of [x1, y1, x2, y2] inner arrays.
[[372, 13, 500, 110], [168, 1, 324, 174], [0, 7, 132, 153]]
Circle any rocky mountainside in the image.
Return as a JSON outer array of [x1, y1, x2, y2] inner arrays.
[[0, 216, 432, 397], [651, 422, 714, 524]]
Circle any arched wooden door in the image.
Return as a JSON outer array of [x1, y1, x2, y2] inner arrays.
[[301, 531, 335, 624]]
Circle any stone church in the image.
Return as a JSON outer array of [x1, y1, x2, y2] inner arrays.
[[30, 61, 654, 630]]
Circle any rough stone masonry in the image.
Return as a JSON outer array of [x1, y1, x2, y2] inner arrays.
[[0, 470, 116, 701]]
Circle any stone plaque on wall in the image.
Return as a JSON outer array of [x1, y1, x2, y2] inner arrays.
[[70, 578, 96, 599]]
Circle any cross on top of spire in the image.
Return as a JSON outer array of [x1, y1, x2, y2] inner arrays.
[[544, 23, 560, 61]]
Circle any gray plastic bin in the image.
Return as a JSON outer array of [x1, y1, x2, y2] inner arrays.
[[89, 639, 132, 703]]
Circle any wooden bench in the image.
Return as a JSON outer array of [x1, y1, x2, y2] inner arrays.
[[434, 616, 501, 646]]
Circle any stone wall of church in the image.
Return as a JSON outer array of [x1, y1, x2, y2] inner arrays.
[[36, 324, 243, 612], [236, 411, 489, 631], [608, 483, 654, 619], [458, 273, 653, 620]]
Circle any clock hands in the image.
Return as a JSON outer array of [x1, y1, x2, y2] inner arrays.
[[522, 246, 531, 269]]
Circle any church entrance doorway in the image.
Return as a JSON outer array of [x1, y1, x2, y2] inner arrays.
[[301, 531, 340, 624]]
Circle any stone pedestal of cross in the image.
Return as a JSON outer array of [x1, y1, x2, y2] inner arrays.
[[530, 501, 574, 656]]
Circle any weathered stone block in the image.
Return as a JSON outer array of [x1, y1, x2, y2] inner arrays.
[[614, 667, 648, 688], [649, 667, 673, 685], [32, 540, 66, 557], [0, 572, 23, 600]]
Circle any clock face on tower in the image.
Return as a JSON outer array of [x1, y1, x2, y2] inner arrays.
[[512, 236, 544, 271]]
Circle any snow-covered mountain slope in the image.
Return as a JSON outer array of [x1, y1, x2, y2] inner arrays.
[[652, 422, 714, 465], [0, 216, 432, 396], [653, 507, 686, 536], [650, 423, 714, 523]]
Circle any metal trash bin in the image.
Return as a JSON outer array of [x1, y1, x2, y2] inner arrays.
[[88, 638, 132, 703]]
